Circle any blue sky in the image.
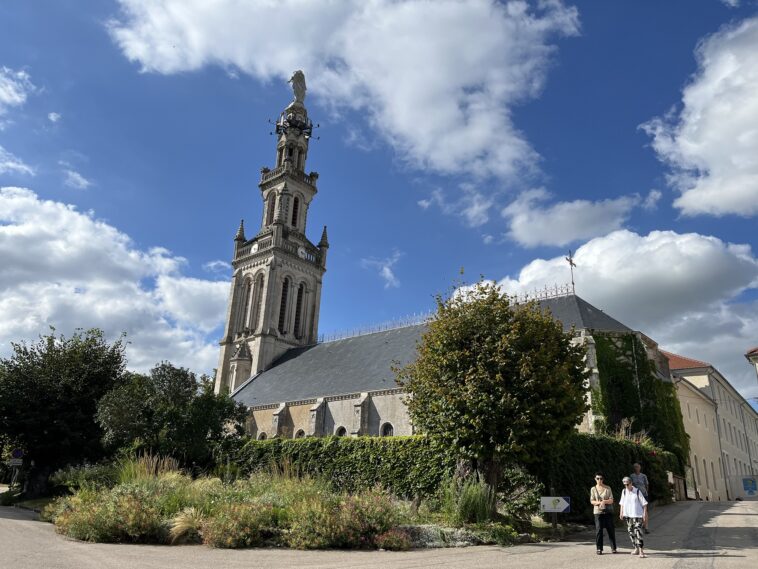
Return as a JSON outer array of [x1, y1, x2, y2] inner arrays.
[[1, 1, 758, 399]]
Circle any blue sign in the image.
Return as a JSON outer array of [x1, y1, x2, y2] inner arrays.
[[743, 477, 757, 496]]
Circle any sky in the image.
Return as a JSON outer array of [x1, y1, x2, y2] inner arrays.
[[1, 0, 758, 401]]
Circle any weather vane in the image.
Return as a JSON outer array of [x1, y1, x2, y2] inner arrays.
[[565, 250, 576, 294]]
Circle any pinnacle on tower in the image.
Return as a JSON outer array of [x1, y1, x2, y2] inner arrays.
[[319, 225, 329, 248], [234, 219, 246, 241]]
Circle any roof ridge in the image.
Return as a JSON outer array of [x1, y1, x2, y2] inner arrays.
[[661, 349, 712, 369]]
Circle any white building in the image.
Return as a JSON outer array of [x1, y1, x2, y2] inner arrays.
[[665, 351, 758, 500]]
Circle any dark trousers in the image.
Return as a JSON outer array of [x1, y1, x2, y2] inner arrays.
[[595, 512, 617, 551]]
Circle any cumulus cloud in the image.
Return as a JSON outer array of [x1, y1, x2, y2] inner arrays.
[[0, 146, 35, 176], [361, 249, 403, 289], [48, 112, 62, 123], [501, 188, 640, 247], [497, 229, 758, 397], [642, 17, 758, 216], [0, 66, 34, 126], [109, 0, 579, 184], [0, 186, 228, 372]]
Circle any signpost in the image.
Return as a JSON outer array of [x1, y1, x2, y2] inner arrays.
[[541, 495, 571, 535], [743, 477, 757, 496], [7, 449, 24, 488]]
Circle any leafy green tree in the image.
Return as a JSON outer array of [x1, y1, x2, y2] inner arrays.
[[0, 329, 126, 494], [396, 281, 588, 496], [96, 362, 248, 466]]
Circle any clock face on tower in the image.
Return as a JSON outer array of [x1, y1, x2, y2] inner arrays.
[[251, 243, 259, 253], [297, 246, 307, 259]]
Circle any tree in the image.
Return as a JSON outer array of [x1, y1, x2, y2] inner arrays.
[[396, 281, 588, 496], [0, 329, 126, 495], [96, 362, 248, 466]]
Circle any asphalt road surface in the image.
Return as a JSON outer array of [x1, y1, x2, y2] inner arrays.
[[1, 499, 757, 568]]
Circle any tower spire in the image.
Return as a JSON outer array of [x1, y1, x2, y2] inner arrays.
[[234, 219, 246, 241], [319, 225, 329, 248]]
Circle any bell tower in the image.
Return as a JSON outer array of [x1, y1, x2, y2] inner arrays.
[[215, 71, 328, 393]]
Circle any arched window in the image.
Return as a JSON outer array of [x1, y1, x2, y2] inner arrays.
[[703, 458, 709, 489], [240, 279, 253, 330], [278, 278, 290, 334], [711, 462, 717, 491], [381, 423, 394, 437], [266, 194, 276, 225], [335, 426, 347, 437], [251, 273, 264, 332], [294, 429, 305, 439], [291, 197, 300, 228], [694, 454, 701, 485], [258, 432, 267, 440], [294, 283, 305, 339], [298, 149, 306, 170], [287, 146, 294, 158]]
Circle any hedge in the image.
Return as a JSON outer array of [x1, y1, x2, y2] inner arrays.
[[532, 433, 680, 521], [218, 433, 678, 521], [218, 436, 455, 499]]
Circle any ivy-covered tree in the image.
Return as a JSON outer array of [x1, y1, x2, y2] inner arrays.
[[0, 329, 127, 495], [96, 362, 248, 466], [396, 281, 589, 495]]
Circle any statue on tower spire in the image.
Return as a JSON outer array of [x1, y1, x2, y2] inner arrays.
[[288, 70, 307, 104]]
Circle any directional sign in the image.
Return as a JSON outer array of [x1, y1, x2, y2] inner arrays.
[[8, 458, 23, 466], [743, 477, 757, 496], [540, 496, 570, 513]]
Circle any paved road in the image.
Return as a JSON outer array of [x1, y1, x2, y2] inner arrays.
[[1, 500, 757, 568]]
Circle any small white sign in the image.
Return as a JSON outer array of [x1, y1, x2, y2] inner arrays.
[[540, 496, 570, 513], [8, 458, 22, 466]]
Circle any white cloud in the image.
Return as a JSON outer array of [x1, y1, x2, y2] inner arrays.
[[642, 189, 662, 211], [501, 188, 639, 247], [360, 249, 402, 289], [721, 0, 740, 7], [497, 229, 758, 397], [0, 186, 228, 373], [418, 185, 494, 227], [61, 166, 93, 189], [642, 17, 758, 216], [0, 146, 35, 176], [203, 259, 231, 274], [0, 67, 34, 126], [109, 0, 579, 184], [48, 112, 62, 123]]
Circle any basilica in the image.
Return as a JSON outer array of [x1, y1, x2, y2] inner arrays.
[[213, 73, 663, 440]]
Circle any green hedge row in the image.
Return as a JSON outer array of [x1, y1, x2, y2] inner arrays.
[[219, 435, 455, 499], [219, 433, 678, 521], [533, 433, 680, 520]]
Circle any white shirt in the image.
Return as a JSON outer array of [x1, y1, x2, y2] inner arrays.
[[620, 486, 648, 518]]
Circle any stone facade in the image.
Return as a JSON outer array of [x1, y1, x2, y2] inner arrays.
[[247, 389, 412, 440]]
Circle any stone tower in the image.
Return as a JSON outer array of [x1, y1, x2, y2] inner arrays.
[[215, 71, 328, 393]]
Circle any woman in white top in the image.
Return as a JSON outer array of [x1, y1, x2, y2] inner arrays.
[[619, 476, 648, 557]]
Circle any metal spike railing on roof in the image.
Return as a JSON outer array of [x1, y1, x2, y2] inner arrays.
[[316, 283, 572, 344]]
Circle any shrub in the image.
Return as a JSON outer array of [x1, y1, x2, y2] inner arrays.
[[287, 496, 342, 549], [169, 507, 205, 544], [442, 478, 494, 525], [339, 489, 400, 547], [375, 528, 412, 551], [201, 502, 280, 548], [49, 463, 117, 491]]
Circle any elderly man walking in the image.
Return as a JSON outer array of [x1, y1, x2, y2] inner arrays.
[[630, 462, 650, 533], [620, 476, 648, 557]]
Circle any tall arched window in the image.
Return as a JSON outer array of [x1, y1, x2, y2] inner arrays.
[[266, 194, 276, 225], [335, 426, 347, 437], [294, 283, 305, 339], [241, 279, 253, 330], [291, 197, 300, 228], [278, 278, 290, 334], [298, 149, 305, 170], [250, 273, 264, 332], [381, 423, 394, 437], [277, 147, 284, 166]]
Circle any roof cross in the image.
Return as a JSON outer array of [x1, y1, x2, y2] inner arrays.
[[565, 250, 577, 294]]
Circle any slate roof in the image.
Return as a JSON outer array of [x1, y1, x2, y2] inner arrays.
[[233, 294, 631, 407]]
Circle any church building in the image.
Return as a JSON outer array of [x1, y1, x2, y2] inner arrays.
[[214, 73, 670, 440]]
